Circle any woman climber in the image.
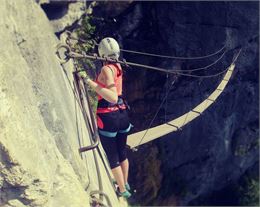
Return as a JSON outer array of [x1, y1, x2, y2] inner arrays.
[[78, 37, 132, 199]]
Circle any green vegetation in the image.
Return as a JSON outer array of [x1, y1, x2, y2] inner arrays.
[[234, 145, 249, 156], [190, 166, 259, 206], [72, 16, 98, 111], [238, 176, 259, 206], [234, 139, 259, 157]]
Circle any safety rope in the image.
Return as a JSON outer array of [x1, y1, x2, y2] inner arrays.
[[56, 45, 236, 78], [79, 67, 123, 194], [78, 71, 116, 203], [72, 71, 99, 152], [78, 67, 118, 191], [65, 34, 226, 60], [61, 40, 112, 204], [181, 49, 227, 72], [58, 31, 244, 77], [70, 60, 105, 203], [120, 44, 226, 60], [64, 33, 228, 73], [78, 51, 231, 78], [57, 32, 258, 79]]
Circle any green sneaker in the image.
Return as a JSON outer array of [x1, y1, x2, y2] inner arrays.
[[112, 180, 131, 191], [118, 190, 131, 199], [125, 182, 131, 191]]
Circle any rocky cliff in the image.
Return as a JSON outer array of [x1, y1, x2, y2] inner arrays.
[[92, 1, 259, 206], [40, 0, 87, 33], [0, 1, 124, 206], [1, 1, 258, 206]]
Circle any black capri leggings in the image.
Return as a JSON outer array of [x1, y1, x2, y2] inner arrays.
[[97, 109, 132, 169]]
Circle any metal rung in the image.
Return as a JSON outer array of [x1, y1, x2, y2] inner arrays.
[[216, 88, 223, 91], [166, 122, 181, 130], [207, 98, 215, 102], [191, 110, 202, 115], [223, 79, 229, 81], [78, 134, 99, 153]]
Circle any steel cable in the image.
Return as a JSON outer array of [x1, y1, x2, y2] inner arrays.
[[120, 44, 226, 60], [67, 50, 237, 78]]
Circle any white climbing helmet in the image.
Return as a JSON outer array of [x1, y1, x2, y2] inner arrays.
[[98, 37, 120, 60]]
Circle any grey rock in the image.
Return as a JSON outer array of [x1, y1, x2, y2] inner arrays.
[[39, 0, 87, 33], [0, 0, 124, 206], [92, 1, 134, 18]]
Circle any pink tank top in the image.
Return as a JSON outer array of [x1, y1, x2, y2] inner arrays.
[[96, 63, 123, 101]]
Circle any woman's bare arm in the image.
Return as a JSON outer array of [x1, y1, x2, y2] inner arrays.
[[86, 66, 118, 104]]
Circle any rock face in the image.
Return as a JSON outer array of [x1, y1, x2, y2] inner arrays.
[[0, 1, 123, 206], [93, 1, 259, 206], [92, 1, 134, 18], [39, 0, 87, 33]]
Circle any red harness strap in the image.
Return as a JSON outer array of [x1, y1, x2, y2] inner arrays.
[[96, 105, 127, 114]]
